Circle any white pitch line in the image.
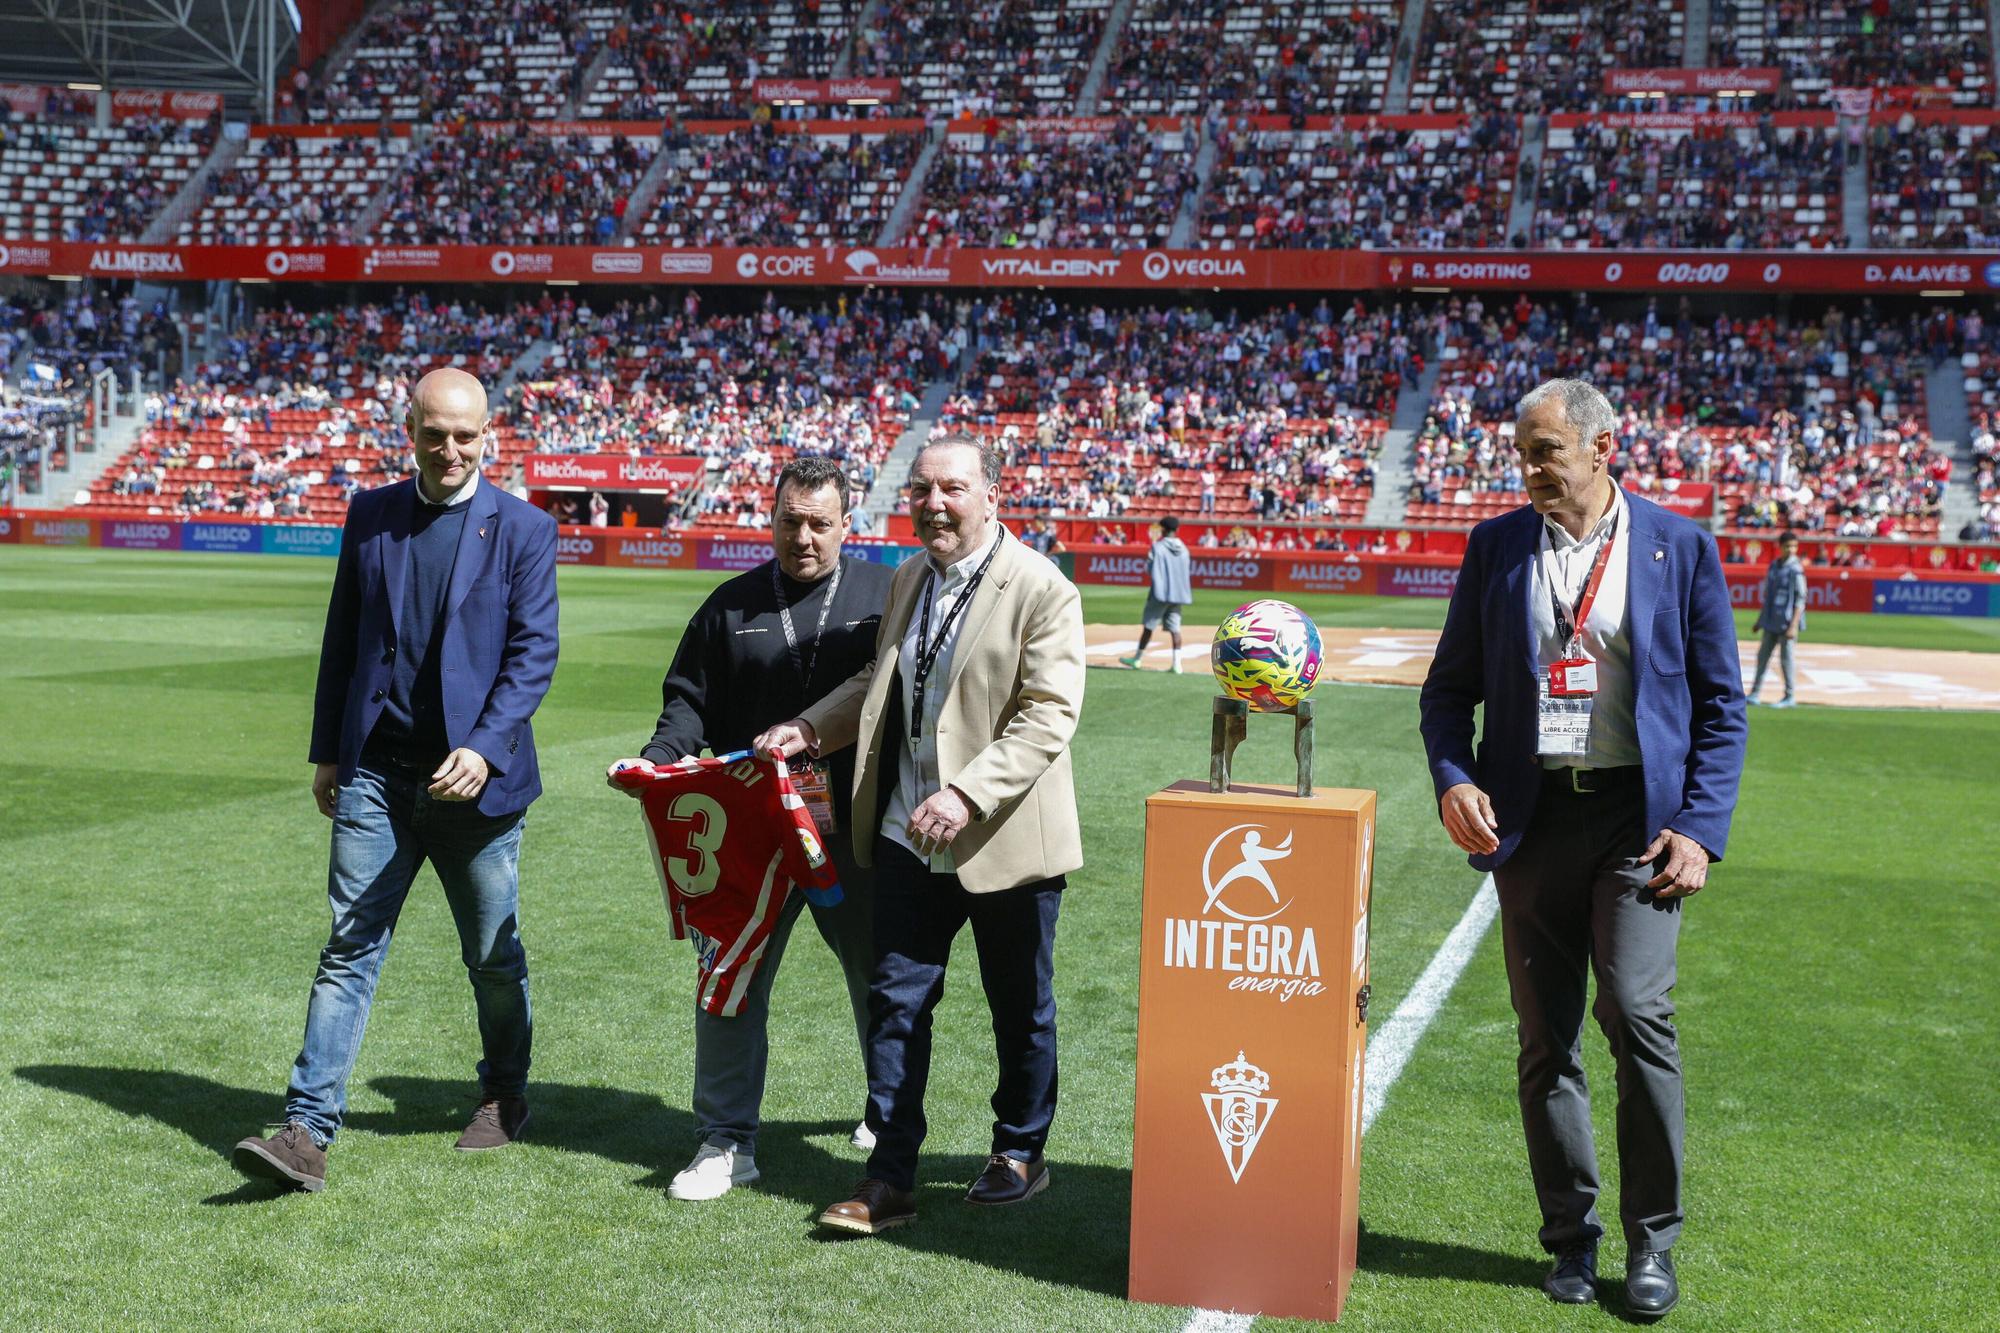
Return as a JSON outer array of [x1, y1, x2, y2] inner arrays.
[[1180, 873, 1500, 1332]]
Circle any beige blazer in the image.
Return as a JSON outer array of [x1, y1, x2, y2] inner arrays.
[[800, 528, 1086, 894]]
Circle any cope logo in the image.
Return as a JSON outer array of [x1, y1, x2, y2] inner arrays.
[[1162, 824, 1324, 1001], [735, 252, 816, 278]]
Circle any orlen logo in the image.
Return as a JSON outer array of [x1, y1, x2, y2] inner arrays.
[[264, 250, 326, 277], [490, 250, 553, 277], [592, 251, 643, 275], [1141, 252, 1247, 282], [736, 252, 816, 278], [1162, 823, 1326, 1002], [659, 252, 714, 275]]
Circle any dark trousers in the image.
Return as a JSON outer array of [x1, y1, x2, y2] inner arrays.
[[863, 836, 1063, 1192], [1493, 775, 1685, 1254]]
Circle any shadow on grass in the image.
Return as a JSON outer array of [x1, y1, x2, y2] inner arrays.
[[1355, 1223, 1548, 1291], [13, 1065, 1132, 1297]]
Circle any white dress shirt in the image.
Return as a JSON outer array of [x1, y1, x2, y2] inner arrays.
[[1531, 485, 1641, 769], [882, 524, 1003, 872]]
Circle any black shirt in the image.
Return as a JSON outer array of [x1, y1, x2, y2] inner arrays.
[[368, 497, 468, 762], [641, 554, 895, 828]]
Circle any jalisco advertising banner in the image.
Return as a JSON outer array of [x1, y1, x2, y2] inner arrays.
[[0, 511, 18, 543], [17, 515, 95, 546], [555, 529, 607, 566], [1871, 577, 1995, 617], [604, 530, 695, 569], [10, 238, 2000, 293], [98, 519, 182, 550], [263, 524, 341, 557], [1603, 67, 1782, 95], [694, 536, 778, 573], [523, 452, 705, 491]]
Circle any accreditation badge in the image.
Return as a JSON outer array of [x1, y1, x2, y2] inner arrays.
[[792, 757, 838, 835], [1537, 669, 1593, 757]]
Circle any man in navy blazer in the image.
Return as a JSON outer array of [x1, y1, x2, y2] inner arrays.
[[233, 368, 559, 1193], [1420, 379, 1745, 1319]]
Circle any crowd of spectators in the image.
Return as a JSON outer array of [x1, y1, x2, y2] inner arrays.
[[0, 113, 213, 244], [583, 3, 843, 120], [1103, 0, 1397, 118], [1715, 0, 1992, 106], [909, 125, 1196, 250], [1535, 122, 1846, 249], [1199, 117, 1518, 248], [850, 0, 1107, 116], [377, 128, 651, 245], [1409, 293, 1948, 535], [941, 296, 1419, 519], [181, 133, 412, 247], [297, 0, 609, 124], [1866, 116, 2000, 247], [637, 123, 922, 246]]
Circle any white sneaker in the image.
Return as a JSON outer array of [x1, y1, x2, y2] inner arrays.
[[849, 1120, 877, 1151], [668, 1140, 759, 1201]]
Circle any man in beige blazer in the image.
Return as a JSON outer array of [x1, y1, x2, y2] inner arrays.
[[754, 434, 1085, 1236]]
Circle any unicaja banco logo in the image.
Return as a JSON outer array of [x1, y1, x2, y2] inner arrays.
[[1203, 1051, 1277, 1183]]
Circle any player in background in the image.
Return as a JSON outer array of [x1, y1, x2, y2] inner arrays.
[[606, 457, 893, 1202]]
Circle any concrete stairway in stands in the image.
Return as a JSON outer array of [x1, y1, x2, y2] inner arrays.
[[1077, 0, 1137, 114], [1507, 116, 1547, 247], [1844, 142, 1871, 249], [618, 140, 678, 242], [13, 391, 147, 511], [1363, 361, 1442, 527], [1168, 108, 1221, 248], [1927, 356, 1982, 536], [878, 130, 945, 246], [563, 44, 614, 119], [1682, 0, 1711, 64], [142, 135, 242, 245], [1383, 0, 1428, 114], [498, 338, 555, 397], [832, 0, 883, 77]]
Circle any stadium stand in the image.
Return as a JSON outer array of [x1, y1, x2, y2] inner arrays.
[[375, 128, 652, 245], [1102, 0, 1397, 118], [0, 115, 213, 243], [849, 0, 1110, 115], [178, 133, 413, 246], [1714, 0, 1992, 107], [1198, 116, 1519, 248], [909, 124, 1197, 250], [1534, 120, 1846, 249], [1866, 114, 2000, 247], [1408, 0, 1686, 115], [632, 124, 923, 246], [580, 2, 849, 120], [1404, 294, 1949, 536], [301, 0, 618, 123], [943, 297, 1414, 522]]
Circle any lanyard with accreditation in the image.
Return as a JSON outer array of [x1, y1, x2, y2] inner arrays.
[[909, 538, 1002, 744], [774, 560, 842, 833], [1538, 527, 1617, 758]]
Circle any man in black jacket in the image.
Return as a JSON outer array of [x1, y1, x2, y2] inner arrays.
[[607, 455, 893, 1201]]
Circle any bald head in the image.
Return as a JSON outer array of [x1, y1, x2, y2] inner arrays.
[[406, 367, 489, 501]]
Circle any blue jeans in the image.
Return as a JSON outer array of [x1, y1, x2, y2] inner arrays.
[[285, 760, 532, 1144], [863, 837, 1062, 1192]]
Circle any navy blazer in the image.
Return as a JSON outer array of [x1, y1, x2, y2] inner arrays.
[[1418, 492, 1747, 871], [309, 478, 560, 817]]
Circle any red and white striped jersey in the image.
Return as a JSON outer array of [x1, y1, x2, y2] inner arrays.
[[613, 751, 841, 1016]]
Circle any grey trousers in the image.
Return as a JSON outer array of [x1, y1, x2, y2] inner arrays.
[[692, 841, 874, 1152], [1751, 629, 1795, 700], [1493, 778, 1685, 1254]]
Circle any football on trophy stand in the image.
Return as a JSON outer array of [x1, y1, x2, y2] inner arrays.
[[1210, 599, 1324, 712]]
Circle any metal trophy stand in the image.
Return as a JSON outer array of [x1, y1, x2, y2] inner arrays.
[[1209, 695, 1315, 798]]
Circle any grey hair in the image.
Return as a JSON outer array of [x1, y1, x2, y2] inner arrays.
[[914, 432, 1004, 487], [1515, 378, 1615, 447]]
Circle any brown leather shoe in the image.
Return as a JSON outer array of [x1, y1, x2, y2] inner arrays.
[[232, 1121, 327, 1192], [455, 1095, 530, 1151], [964, 1153, 1049, 1206], [818, 1178, 917, 1235]]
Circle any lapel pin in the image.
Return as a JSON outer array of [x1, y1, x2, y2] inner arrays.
[[1652, 550, 1664, 561], [478, 527, 487, 539]]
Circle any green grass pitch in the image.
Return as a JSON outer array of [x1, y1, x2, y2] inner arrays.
[[1, 546, 1994, 1331]]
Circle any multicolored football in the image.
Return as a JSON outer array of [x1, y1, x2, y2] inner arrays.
[[1211, 599, 1324, 711]]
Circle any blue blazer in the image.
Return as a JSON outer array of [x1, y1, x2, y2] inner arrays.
[[310, 478, 560, 816], [1418, 492, 1747, 871]]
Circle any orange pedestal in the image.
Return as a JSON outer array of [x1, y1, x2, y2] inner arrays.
[[1129, 780, 1376, 1323]]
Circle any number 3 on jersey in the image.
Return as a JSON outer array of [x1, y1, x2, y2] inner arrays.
[[666, 790, 728, 896]]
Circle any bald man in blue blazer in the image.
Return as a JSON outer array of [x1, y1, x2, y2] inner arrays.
[[1420, 379, 1746, 1319], [234, 369, 559, 1193]]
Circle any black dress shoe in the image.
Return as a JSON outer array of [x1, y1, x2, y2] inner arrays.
[[1542, 1243, 1598, 1304], [964, 1153, 1050, 1206], [1625, 1249, 1679, 1318]]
